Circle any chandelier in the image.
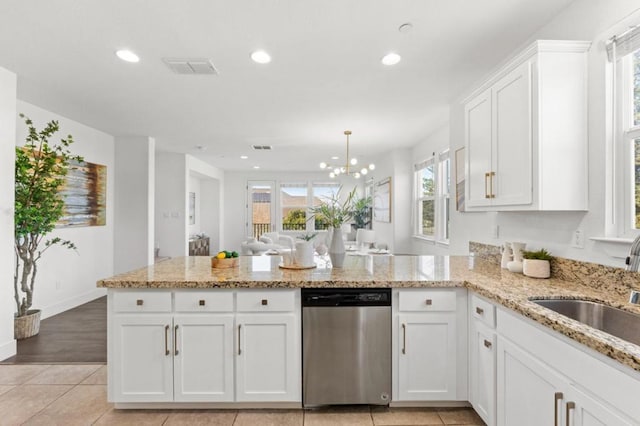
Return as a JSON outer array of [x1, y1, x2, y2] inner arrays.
[[319, 130, 375, 179]]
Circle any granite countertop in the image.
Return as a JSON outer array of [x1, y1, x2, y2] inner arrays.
[[97, 255, 640, 373]]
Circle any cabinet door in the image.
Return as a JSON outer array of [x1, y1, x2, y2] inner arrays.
[[465, 88, 493, 207], [471, 321, 496, 426], [397, 313, 456, 400], [496, 336, 565, 426], [112, 315, 173, 402], [566, 387, 634, 426], [173, 315, 234, 402], [492, 60, 532, 206], [236, 314, 300, 402]]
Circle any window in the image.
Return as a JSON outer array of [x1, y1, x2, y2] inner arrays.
[[280, 182, 340, 232], [414, 150, 450, 243]]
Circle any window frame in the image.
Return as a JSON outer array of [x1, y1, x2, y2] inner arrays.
[[278, 181, 341, 233], [414, 149, 450, 245]]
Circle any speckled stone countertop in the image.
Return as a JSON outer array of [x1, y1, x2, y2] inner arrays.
[[98, 255, 640, 374]]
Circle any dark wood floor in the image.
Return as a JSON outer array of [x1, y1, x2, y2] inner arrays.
[[2, 296, 106, 364]]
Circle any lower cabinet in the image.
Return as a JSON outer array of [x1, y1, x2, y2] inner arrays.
[[236, 314, 298, 402], [497, 334, 633, 426], [470, 321, 495, 425], [109, 289, 301, 405]]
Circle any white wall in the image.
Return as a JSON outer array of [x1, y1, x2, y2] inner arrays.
[[186, 156, 224, 251], [224, 171, 363, 252], [16, 101, 115, 319], [446, 0, 640, 266], [114, 136, 155, 273], [0, 67, 17, 360]]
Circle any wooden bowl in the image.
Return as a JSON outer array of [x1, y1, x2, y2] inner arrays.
[[211, 257, 239, 269]]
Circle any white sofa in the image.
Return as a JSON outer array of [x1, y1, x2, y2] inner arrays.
[[240, 232, 295, 255]]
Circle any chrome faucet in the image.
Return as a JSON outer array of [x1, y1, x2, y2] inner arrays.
[[630, 290, 640, 305]]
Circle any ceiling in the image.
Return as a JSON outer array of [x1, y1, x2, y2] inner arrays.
[[0, 0, 576, 172]]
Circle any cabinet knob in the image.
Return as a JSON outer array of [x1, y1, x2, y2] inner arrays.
[[136, 299, 144, 306], [483, 339, 492, 349], [199, 299, 206, 306], [475, 306, 484, 315], [261, 299, 268, 306], [425, 299, 432, 306]]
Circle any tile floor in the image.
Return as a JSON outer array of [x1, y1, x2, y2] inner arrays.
[[0, 364, 486, 425]]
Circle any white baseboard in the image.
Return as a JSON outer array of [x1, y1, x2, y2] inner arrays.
[[41, 288, 107, 320], [0, 338, 16, 361]]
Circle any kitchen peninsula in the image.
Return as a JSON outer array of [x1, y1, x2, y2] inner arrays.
[[98, 254, 640, 424]]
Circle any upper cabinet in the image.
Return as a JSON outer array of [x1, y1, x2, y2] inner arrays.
[[463, 40, 591, 211]]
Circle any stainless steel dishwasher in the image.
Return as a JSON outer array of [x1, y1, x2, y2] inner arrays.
[[302, 288, 391, 407]]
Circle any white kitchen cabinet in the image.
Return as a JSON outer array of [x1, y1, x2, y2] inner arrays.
[[112, 315, 173, 402], [566, 387, 634, 426], [394, 289, 465, 402], [470, 321, 496, 425], [173, 315, 234, 402], [463, 40, 590, 211], [235, 313, 299, 402]]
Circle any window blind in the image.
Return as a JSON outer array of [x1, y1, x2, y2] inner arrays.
[[606, 25, 640, 61]]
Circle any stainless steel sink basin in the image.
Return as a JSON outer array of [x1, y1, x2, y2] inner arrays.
[[530, 298, 640, 346]]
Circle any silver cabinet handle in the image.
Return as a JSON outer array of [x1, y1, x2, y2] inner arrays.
[[554, 392, 563, 426], [401, 323, 407, 355], [476, 306, 484, 315], [174, 325, 179, 356], [164, 325, 170, 356], [566, 401, 575, 426], [238, 324, 242, 355], [483, 339, 492, 349]]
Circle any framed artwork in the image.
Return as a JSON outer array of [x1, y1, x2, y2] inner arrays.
[[374, 177, 391, 223], [455, 147, 465, 212], [189, 192, 196, 225], [56, 159, 107, 228]]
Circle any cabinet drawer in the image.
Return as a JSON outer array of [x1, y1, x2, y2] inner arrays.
[[471, 294, 496, 328], [398, 290, 456, 312], [237, 290, 296, 312], [113, 291, 172, 313], [174, 291, 233, 312]]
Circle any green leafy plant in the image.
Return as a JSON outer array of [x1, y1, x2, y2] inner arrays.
[[522, 248, 553, 261], [296, 233, 318, 241], [309, 186, 357, 228], [351, 196, 372, 229], [14, 114, 82, 317]]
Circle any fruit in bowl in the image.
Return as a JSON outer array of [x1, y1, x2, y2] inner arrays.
[[212, 250, 239, 268]]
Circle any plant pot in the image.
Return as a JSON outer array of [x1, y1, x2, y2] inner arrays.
[[14, 309, 41, 340], [329, 227, 346, 268], [294, 241, 315, 267], [523, 259, 551, 279]]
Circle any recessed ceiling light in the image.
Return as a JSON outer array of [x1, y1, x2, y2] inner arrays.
[[240, 155, 248, 159], [398, 23, 413, 33], [251, 50, 271, 64], [253, 165, 260, 169], [381, 52, 401, 66], [331, 156, 339, 160], [115, 49, 140, 63]]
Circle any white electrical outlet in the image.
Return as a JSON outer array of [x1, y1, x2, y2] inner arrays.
[[572, 229, 585, 249]]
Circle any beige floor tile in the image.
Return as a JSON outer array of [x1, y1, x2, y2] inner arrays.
[[26, 364, 101, 385], [371, 407, 443, 425], [0, 384, 72, 426], [164, 409, 237, 426], [235, 409, 303, 426], [0, 364, 52, 384], [0, 385, 16, 396], [80, 364, 107, 385], [23, 384, 112, 426], [437, 408, 485, 425], [94, 408, 171, 425], [304, 410, 373, 426]]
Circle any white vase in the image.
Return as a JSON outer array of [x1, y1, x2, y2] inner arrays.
[[294, 241, 314, 267], [506, 242, 526, 273], [500, 241, 512, 269], [329, 227, 346, 268], [523, 259, 551, 278]]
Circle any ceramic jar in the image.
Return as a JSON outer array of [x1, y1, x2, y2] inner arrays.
[[506, 242, 526, 273], [523, 259, 551, 278]]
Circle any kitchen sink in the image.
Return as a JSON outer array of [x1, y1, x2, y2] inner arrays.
[[530, 298, 640, 346]]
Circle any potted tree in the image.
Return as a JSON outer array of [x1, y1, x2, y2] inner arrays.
[[522, 249, 553, 279], [14, 114, 82, 339], [309, 187, 356, 268], [351, 195, 372, 230]]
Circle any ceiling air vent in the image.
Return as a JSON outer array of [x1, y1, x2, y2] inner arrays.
[[162, 58, 219, 75], [251, 145, 273, 150]]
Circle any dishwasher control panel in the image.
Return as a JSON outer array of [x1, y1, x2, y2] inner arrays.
[[302, 288, 391, 306]]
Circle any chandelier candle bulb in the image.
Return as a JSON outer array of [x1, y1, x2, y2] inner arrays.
[[320, 130, 375, 178]]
